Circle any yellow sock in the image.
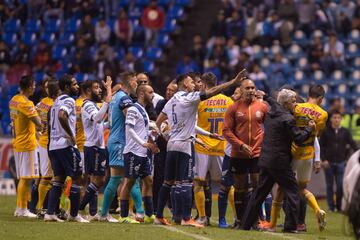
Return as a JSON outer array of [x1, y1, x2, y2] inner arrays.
[[269, 200, 282, 227], [37, 179, 51, 210], [194, 186, 206, 217], [17, 178, 25, 208], [228, 186, 235, 218], [304, 190, 320, 214]]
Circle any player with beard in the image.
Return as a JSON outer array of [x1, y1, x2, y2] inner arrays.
[[119, 84, 160, 223], [79, 77, 112, 220]]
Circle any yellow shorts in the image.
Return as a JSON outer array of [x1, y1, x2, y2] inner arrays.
[[14, 150, 39, 179], [37, 146, 53, 178]]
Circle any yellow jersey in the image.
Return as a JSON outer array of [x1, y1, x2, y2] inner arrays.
[[36, 97, 53, 148], [195, 94, 233, 156], [75, 97, 85, 152], [9, 94, 38, 152], [291, 102, 328, 160]]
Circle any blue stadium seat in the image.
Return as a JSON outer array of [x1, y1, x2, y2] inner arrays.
[[107, 17, 116, 32], [115, 47, 126, 60], [129, 46, 144, 58], [333, 83, 349, 97], [25, 19, 41, 33], [44, 19, 61, 33], [329, 70, 345, 86], [168, 6, 184, 20], [59, 32, 75, 46], [21, 32, 37, 46], [52, 45, 67, 60], [312, 70, 326, 84], [34, 71, 45, 83], [286, 44, 304, 61], [2, 32, 17, 47], [175, 0, 192, 7], [300, 84, 310, 97], [135, 0, 150, 7], [41, 32, 56, 45], [128, 7, 143, 20], [4, 18, 21, 32], [146, 47, 162, 60], [65, 18, 80, 33], [292, 30, 308, 48], [349, 70, 360, 84], [158, 0, 170, 8], [348, 29, 360, 45], [267, 45, 283, 59], [292, 70, 307, 86], [252, 45, 264, 60], [74, 72, 85, 82], [143, 60, 155, 72], [346, 43, 360, 59], [119, 0, 130, 7], [157, 33, 170, 46], [160, 19, 177, 34]]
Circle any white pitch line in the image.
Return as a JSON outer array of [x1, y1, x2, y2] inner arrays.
[[264, 231, 302, 240], [156, 225, 214, 240]]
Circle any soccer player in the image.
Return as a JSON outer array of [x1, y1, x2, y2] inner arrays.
[[119, 84, 159, 223], [79, 77, 112, 220], [99, 72, 143, 222], [10, 75, 42, 218], [218, 87, 242, 228], [35, 78, 56, 213], [154, 69, 247, 227], [45, 74, 88, 223], [223, 79, 268, 228], [193, 72, 233, 226]]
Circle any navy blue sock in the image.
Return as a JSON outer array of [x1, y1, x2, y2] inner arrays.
[[182, 183, 193, 221], [69, 184, 81, 217], [143, 196, 154, 217], [264, 194, 272, 222], [170, 186, 176, 216], [43, 189, 49, 209], [204, 185, 212, 218], [175, 184, 183, 220], [218, 188, 228, 220], [47, 182, 63, 215], [80, 182, 98, 211], [89, 191, 98, 216], [156, 183, 171, 218], [120, 200, 129, 218], [28, 183, 38, 212]]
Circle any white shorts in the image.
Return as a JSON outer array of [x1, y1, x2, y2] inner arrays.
[[80, 151, 85, 174], [291, 158, 313, 183], [14, 150, 39, 179], [194, 152, 223, 181], [37, 146, 53, 178]]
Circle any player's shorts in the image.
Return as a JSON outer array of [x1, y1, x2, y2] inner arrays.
[[221, 154, 234, 187], [108, 142, 125, 168], [84, 146, 108, 176], [124, 152, 151, 179], [37, 146, 53, 178], [14, 150, 39, 179], [48, 146, 82, 179], [194, 152, 223, 181], [230, 157, 259, 175], [291, 158, 313, 183], [165, 150, 194, 182]]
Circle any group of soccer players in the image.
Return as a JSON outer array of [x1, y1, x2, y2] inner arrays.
[[9, 68, 328, 232]]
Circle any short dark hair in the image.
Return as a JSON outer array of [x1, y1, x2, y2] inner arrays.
[[119, 71, 135, 88], [330, 109, 342, 118], [201, 72, 217, 88], [82, 80, 99, 93], [175, 74, 189, 85], [59, 74, 73, 91], [188, 72, 201, 80], [19, 75, 34, 91], [48, 79, 60, 99], [309, 85, 325, 98], [136, 83, 150, 95]]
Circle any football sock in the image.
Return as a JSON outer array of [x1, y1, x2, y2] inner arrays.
[[182, 182, 193, 221], [218, 188, 228, 220], [170, 185, 176, 216], [143, 196, 154, 217], [69, 184, 81, 217], [204, 185, 212, 218], [28, 182, 38, 212], [194, 186, 206, 217], [264, 194, 273, 222], [47, 181, 63, 215], [37, 179, 51, 210], [269, 200, 282, 227], [80, 182, 99, 211], [100, 176, 121, 216], [304, 189, 320, 214], [89, 191, 98, 216], [174, 184, 183, 220], [228, 186, 235, 217], [120, 200, 129, 218], [156, 183, 171, 218], [131, 179, 144, 214], [18, 178, 31, 209]]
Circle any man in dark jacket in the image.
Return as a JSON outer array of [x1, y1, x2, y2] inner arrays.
[[320, 110, 358, 212], [241, 89, 315, 232]]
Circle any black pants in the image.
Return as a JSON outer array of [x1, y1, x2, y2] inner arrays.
[[242, 167, 300, 231], [152, 147, 167, 213]]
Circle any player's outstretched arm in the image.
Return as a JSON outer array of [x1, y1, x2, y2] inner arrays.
[[203, 69, 247, 100]]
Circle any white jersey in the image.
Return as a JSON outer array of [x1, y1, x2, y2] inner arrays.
[[152, 92, 164, 108], [81, 100, 108, 149], [124, 102, 149, 157], [162, 91, 202, 143], [49, 94, 76, 150]]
